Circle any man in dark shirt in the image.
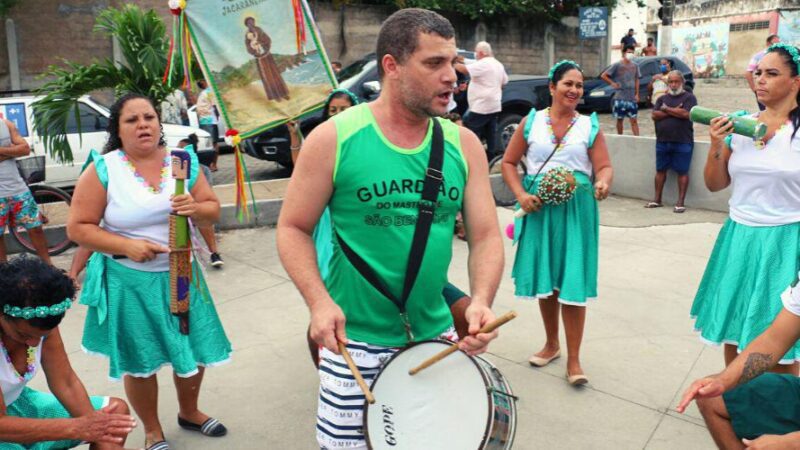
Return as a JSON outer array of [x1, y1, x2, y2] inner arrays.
[[621, 29, 637, 48], [646, 70, 697, 213]]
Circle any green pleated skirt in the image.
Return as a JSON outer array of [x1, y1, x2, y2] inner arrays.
[[80, 254, 232, 380], [512, 171, 599, 305], [691, 219, 800, 363]]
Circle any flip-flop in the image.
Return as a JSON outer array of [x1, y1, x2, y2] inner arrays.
[[178, 416, 228, 437], [145, 440, 169, 450], [674, 206, 686, 213], [644, 202, 663, 208]]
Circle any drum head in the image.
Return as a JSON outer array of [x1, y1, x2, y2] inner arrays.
[[365, 341, 490, 450]]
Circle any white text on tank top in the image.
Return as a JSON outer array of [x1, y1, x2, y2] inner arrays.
[[525, 111, 594, 177], [101, 150, 175, 271], [728, 123, 800, 226], [0, 120, 28, 198], [0, 339, 43, 406]]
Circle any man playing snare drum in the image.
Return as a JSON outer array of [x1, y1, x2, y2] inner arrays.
[[0, 118, 51, 264], [277, 8, 504, 449]]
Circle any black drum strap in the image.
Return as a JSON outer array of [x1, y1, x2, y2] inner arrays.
[[335, 119, 445, 342]]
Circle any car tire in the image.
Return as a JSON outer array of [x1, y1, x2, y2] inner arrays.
[[497, 113, 524, 153]]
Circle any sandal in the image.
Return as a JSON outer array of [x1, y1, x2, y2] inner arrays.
[[644, 202, 663, 208], [673, 206, 686, 213], [178, 416, 228, 437], [146, 440, 169, 450]]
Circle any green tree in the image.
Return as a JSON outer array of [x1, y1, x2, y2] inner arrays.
[[32, 5, 174, 163], [0, 0, 21, 18]]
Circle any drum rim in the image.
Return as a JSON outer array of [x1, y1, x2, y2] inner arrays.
[[363, 339, 494, 450]]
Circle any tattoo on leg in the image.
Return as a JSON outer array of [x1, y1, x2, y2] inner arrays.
[[713, 150, 722, 160], [739, 352, 773, 385]]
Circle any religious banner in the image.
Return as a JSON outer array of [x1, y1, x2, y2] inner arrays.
[[670, 23, 729, 79], [183, 0, 337, 137]]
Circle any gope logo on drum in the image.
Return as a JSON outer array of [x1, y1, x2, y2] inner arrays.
[[381, 405, 397, 446]]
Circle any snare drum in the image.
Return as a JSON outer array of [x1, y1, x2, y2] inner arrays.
[[365, 340, 517, 449]]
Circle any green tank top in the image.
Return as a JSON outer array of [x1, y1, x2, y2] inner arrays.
[[327, 104, 468, 347]]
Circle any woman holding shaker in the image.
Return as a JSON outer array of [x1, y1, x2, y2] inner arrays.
[[502, 60, 613, 385], [691, 43, 800, 374]]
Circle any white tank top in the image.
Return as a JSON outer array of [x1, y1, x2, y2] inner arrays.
[[101, 150, 177, 272], [0, 339, 44, 406], [525, 109, 595, 177], [728, 120, 800, 226]]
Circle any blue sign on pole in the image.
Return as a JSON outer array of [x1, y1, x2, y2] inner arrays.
[[579, 7, 608, 39]]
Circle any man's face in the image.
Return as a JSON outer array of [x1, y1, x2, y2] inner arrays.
[[393, 33, 458, 118], [667, 73, 683, 92], [628, 30, 634, 36]]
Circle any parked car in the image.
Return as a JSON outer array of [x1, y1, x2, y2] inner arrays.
[[0, 93, 214, 189], [581, 56, 695, 112], [238, 50, 477, 169]]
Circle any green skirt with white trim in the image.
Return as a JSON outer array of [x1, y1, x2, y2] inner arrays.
[[511, 171, 599, 305], [3, 387, 106, 449], [80, 254, 232, 380], [690, 219, 800, 363]]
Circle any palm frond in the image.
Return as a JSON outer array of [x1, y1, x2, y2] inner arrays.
[[32, 61, 125, 163], [32, 4, 173, 163]]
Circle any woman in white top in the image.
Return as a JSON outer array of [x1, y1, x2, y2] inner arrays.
[[0, 256, 135, 449], [68, 94, 231, 450], [691, 43, 800, 374], [502, 60, 613, 385]]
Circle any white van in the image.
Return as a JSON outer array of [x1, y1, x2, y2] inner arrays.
[[0, 94, 214, 189]]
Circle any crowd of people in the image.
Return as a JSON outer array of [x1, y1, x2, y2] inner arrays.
[[0, 6, 799, 450]]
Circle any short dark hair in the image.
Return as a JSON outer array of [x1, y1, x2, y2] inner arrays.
[[767, 34, 780, 44], [376, 8, 455, 79], [0, 256, 74, 330], [622, 44, 635, 53], [647, 37, 654, 42], [628, 28, 634, 33]]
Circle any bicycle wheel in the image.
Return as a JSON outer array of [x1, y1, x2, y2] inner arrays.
[[10, 185, 74, 256], [488, 154, 525, 207]]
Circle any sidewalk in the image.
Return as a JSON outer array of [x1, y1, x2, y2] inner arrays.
[[41, 196, 728, 449]]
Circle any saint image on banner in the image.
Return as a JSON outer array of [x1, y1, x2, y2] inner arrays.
[[244, 17, 291, 102]]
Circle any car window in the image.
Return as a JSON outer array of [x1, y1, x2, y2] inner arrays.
[[337, 58, 374, 83], [0, 102, 29, 137], [639, 61, 659, 77], [65, 103, 108, 134]]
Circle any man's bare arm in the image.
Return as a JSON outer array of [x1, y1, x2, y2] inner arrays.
[[277, 121, 337, 309], [0, 120, 30, 157], [459, 128, 503, 308]]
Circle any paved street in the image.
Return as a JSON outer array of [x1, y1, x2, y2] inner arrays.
[[42, 196, 731, 449]]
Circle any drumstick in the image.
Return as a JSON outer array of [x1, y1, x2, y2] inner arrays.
[[409, 311, 517, 376], [338, 341, 375, 404]]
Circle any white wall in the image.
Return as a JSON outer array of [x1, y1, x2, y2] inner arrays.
[[605, 134, 731, 212]]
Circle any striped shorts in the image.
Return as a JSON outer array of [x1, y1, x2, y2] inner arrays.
[[316, 328, 458, 449]]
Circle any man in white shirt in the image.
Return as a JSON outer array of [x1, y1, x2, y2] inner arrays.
[[678, 274, 800, 449], [456, 41, 508, 158]]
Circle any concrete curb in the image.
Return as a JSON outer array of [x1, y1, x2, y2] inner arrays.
[[218, 198, 283, 230]]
